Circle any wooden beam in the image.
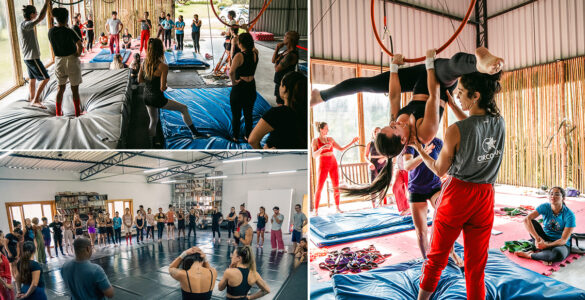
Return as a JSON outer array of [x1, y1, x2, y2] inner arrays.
[[6, 0, 25, 86], [356, 65, 366, 163]]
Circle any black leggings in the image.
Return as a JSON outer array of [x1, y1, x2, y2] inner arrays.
[[157, 222, 165, 239], [192, 32, 200, 52], [228, 222, 235, 238], [230, 80, 257, 140], [137, 227, 144, 242], [146, 226, 155, 239], [320, 52, 478, 102], [176, 33, 184, 50], [529, 220, 570, 263], [212, 227, 221, 238], [106, 227, 114, 244], [187, 225, 197, 238], [54, 234, 63, 256], [87, 30, 94, 51], [163, 29, 172, 48], [115, 228, 121, 244]]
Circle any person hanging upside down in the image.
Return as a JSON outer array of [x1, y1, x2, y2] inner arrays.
[[366, 127, 387, 207], [312, 122, 359, 216], [515, 186, 575, 265], [413, 70, 505, 300], [311, 47, 503, 107]]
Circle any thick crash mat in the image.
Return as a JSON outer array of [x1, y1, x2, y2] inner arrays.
[[89, 48, 131, 63]]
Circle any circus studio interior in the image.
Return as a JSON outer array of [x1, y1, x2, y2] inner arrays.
[[309, 0, 585, 299]]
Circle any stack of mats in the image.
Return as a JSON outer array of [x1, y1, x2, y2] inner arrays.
[[311, 244, 585, 300], [89, 49, 132, 63], [310, 207, 432, 247], [160, 87, 271, 149], [251, 31, 275, 41], [164, 50, 210, 68]]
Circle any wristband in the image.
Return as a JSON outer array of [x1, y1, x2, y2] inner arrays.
[[425, 58, 435, 70], [390, 63, 399, 73], [179, 252, 187, 259]]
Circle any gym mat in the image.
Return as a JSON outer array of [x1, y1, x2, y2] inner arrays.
[[160, 87, 271, 149], [89, 48, 132, 63], [164, 51, 210, 68]]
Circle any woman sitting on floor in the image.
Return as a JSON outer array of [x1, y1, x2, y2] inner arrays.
[[110, 53, 126, 70], [219, 245, 270, 299], [99, 32, 108, 48], [248, 71, 307, 149], [516, 186, 576, 265], [169, 246, 217, 300]]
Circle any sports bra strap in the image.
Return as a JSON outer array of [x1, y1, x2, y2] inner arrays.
[[185, 270, 192, 293], [209, 269, 213, 291]]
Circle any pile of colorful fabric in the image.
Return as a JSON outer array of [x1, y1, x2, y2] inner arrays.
[[310, 248, 329, 262], [498, 205, 535, 216], [318, 245, 391, 277], [500, 240, 536, 253]]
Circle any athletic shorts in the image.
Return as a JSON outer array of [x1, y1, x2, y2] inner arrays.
[[88, 226, 96, 234], [124, 225, 132, 234], [167, 222, 175, 227], [55, 55, 82, 86], [44, 238, 51, 246], [24, 59, 50, 81], [409, 187, 441, 203], [98, 227, 106, 234], [257, 226, 265, 232], [292, 229, 302, 243]]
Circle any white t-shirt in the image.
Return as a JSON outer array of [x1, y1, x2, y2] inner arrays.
[[107, 18, 122, 34]]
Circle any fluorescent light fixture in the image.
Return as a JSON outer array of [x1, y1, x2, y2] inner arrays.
[[206, 175, 227, 180], [268, 170, 298, 175], [0, 151, 13, 160], [144, 167, 169, 174], [222, 156, 262, 164], [160, 180, 176, 184]]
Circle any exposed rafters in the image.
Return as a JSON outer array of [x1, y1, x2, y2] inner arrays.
[[80, 152, 139, 181], [147, 151, 244, 183], [131, 152, 192, 164], [7, 153, 151, 171]]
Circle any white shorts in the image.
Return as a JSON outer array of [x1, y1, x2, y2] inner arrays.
[[55, 55, 82, 86], [124, 225, 133, 234]]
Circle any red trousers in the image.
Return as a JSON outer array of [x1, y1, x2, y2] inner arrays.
[[314, 155, 340, 209], [420, 177, 494, 300], [109, 34, 120, 54], [393, 169, 409, 212], [271, 229, 285, 250], [140, 30, 150, 53]]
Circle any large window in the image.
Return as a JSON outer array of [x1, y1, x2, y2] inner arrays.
[[6, 201, 56, 231], [15, 0, 53, 79], [0, 1, 17, 92]]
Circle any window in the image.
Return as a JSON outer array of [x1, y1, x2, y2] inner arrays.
[[6, 201, 56, 231], [362, 91, 390, 147], [107, 199, 133, 218], [15, 0, 53, 79], [0, 1, 17, 92]]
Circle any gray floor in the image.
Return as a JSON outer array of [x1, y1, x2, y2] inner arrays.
[[550, 255, 585, 290]]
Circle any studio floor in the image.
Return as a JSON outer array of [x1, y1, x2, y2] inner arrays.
[[37, 229, 306, 300]]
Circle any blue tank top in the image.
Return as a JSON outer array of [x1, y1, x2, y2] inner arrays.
[[192, 22, 201, 33]]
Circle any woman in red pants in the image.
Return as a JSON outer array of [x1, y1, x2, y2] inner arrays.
[[312, 122, 359, 216]]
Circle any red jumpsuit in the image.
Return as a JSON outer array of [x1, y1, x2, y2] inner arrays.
[[314, 138, 340, 209]]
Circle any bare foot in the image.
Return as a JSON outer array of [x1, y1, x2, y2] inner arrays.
[[30, 102, 47, 109], [451, 251, 464, 267], [542, 261, 553, 266], [311, 89, 324, 107], [475, 47, 504, 75], [313, 210, 318, 217], [336, 208, 344, 214], [515, 250, 533, 259]]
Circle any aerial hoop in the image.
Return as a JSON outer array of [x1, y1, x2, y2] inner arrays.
[[339, 144, 367, 185], [371, 0, 476, 63], [52, 0, 85, 4], [209, 0, 272, 30]]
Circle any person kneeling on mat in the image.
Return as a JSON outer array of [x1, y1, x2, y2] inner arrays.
[[138, 38, 206, 143], [49, 7, 83, 117], [515, 186, 576, 265], [169, 246, 216, 299]]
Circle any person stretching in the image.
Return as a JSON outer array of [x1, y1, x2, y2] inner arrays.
[[516, 186, 576, 265], [312, 122, 359, 215], [19, 0, 51, 109], [48, 7, 83, 117], [414, 70, 505, 300]]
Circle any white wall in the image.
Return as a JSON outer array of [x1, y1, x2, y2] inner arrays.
[[217, 154, 308, 223], [0, 168, 172, 231]]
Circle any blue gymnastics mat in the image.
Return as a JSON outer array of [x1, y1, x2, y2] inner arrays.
[[89, 49, 131, 63], [164, 51, 209, 68], [310, 207, 431, 247], [311, 244, 585, 300], [160, 87, 271, 149]]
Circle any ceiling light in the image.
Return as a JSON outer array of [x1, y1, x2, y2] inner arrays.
[[268, 170, 298, 175], [222, 156, 262, 163], [144, 167, 169, 174], [160, 180, 176, 184], [206, 175, 227, 180]]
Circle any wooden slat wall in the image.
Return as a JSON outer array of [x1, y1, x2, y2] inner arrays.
[[495, 56, 585, 191], [91, 0, 173, 38]]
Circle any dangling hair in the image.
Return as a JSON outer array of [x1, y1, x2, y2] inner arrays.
[[236, 245, 256, 272], [143, 38, 164, 80], [19, 241, 35, 285], [340, 133, 404, 200], [110, 54, 125, 70]]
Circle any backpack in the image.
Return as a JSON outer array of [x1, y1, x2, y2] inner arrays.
[[569, 233, 585, 254]]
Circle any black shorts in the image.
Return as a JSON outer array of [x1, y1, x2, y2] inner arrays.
[[144, 93, 169, 109], [24, 59, 50, 81], [178, 220, 185, 229], [409, 188, 441, 203], [98, 227, 106, 234], [167, 222, 175, 227]]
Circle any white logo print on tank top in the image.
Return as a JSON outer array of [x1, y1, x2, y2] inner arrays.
[[478, 137, 502, 163]]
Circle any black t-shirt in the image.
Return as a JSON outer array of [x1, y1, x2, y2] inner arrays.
[[49, 26, 81, 57], [17, 260, 44, 287], [262, 106, 307, 149], [5, 233, 18, 258], [87, 20, 94, 30], [49, 222, 63, 236], [228, 212, 236, 224], [73, 24, 82, 39], [212, 212, 223, 226], [188, 213, 196, 224], [123, 34, 132, 43]]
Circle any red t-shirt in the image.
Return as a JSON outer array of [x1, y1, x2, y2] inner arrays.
[[0, 253, 11, 282]]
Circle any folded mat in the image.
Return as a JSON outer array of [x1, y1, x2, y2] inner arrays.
[[320, 244, 585, 299], [160, 87, 271, 149], [0, 69, 131, 149], [89, 48, 132, 63], [310, 207, 432, 247], [164, 51, 210, 67]]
